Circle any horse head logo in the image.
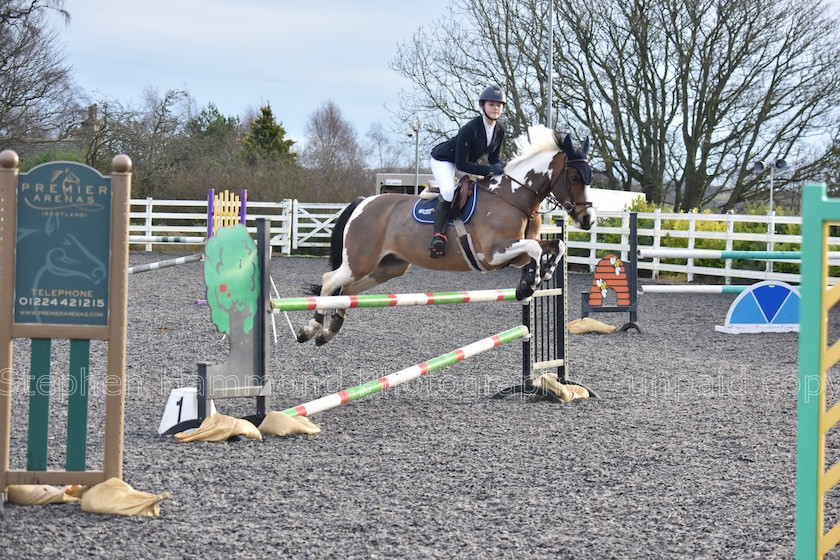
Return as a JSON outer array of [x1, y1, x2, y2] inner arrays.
[[18, 213, 107, 321]]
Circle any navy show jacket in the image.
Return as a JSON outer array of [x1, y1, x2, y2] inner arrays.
[[430, 115, 505, 177]]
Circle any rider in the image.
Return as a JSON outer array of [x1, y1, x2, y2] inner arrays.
[[428, 85, 507, 258]]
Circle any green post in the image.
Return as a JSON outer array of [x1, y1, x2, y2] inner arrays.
[[66, 340, 91, 471], [26, 339, 51, 471], [796, 183, 840, 559]]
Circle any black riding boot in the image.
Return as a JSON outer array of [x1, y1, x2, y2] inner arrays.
[[429, 199, 453, 258]]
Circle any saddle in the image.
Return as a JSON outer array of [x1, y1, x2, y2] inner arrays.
[[412, 177, 485, 272], [425, 176, 475, 216], [412, 176, 479, 225]]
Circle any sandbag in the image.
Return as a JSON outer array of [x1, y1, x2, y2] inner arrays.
[[5, 484, 84, 506], [174, 413, 262, 442], [258, 411, 321, 436], [533, 373, 590, 403], [80, 478, 170, 517], [567, 317, 618, 334]]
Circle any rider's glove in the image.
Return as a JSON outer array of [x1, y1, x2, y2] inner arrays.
[[488, 162, 505, 176]]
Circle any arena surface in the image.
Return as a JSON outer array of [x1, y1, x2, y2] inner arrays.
[[0, 252, 816, 559]]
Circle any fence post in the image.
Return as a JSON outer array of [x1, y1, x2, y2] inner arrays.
[[290, 199, 298, 251], [652, 208, 661, 280], [588, 217, 597, 272], [687, 210, 697, 282], [144, 197, 153, 252], [724, 211, 734, 284], [621, 211, 629, 263], [282, 199, 292, 255]]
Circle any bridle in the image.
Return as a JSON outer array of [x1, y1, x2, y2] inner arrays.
[[483, 152, 593, 222], [553, 157, 594, 222]]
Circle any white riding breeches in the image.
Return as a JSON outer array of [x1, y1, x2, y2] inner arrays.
[[429, 158, 466, 203]]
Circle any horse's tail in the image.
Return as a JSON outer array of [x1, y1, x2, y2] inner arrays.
[[330, 197, 365, 271]]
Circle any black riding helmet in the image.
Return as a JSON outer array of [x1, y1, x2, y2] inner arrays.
[[479, 85, 506, 106]]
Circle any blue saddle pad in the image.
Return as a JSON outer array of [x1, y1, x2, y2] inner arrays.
[[412, 189, 478, 225]]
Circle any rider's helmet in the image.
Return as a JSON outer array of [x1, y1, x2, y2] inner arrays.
[[479, 85, 507, 106]]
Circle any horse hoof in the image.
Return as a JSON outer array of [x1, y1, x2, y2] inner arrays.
[[297, 319, 324, 342], [315, 330, 334, 346], [516, 285, 534, 300]]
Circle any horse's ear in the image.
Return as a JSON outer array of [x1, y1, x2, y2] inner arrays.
[[582, 136, 591, 155], [563, 134, 574, 153]]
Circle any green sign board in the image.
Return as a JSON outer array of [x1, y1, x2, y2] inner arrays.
[[14, 162, 112, 326]]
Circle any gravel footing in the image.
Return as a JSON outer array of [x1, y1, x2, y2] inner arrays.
[[0, 252, 818, 559]]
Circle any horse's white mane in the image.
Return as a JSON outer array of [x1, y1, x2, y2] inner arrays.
[[507, 125, 561, 168]]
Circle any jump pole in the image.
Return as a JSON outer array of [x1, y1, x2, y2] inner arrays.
[[639, 248, 840, 261], [641, 284, 750, 294], [282, 325, 528, 418], [128, 253, 202, 274], [272, 289, 517, 312], [129, 235, 206, 244]]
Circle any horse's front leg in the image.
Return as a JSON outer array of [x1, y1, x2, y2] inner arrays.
[[537, 239, 566, 282], [487, 239, 544, 300], [517, 260, 539, 300]]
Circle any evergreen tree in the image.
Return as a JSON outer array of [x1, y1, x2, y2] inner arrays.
[[186, 102, 239, 160], [187, 103, 238, 143], [240, 104, 295, 163]]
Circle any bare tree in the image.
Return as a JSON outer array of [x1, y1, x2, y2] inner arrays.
[[393, 0, 840, 210], [300, 101, 370, 200], [91, 88, 194, 197], [0, 0, 83, 143], [365, 122, 413, 171], [390, 0, 551, 158]]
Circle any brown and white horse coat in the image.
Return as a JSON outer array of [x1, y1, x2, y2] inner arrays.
[[298, 125, 595, 345]]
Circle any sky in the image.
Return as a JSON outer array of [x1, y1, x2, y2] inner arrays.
[[52, 0, 452, 144], [51, 0, 840, 149]]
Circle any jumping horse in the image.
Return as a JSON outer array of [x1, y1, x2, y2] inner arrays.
[[297, 125, 595, 346]]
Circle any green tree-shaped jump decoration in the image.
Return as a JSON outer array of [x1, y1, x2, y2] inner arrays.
[[204, 224, 259, 335]]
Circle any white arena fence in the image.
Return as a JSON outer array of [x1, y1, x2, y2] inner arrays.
[[129, 198, 839, 285]]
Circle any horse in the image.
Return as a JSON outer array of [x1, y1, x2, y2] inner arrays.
[[297, 124, 595, 346]]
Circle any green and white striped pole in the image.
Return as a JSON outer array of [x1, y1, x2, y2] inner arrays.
[[272, 288, 518, 312], [282, 325, 528, 418]]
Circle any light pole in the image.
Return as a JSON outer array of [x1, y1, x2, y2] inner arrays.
[[752, 157, 788, 275], [752, 158, 788, 213], [545, 0, 554, 129], [410, 120, 422, 195]]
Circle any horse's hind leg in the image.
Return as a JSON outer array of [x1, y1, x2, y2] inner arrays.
[[297, 309, 329, 343], [315, 256, 411, 346], [296, 267, 351, 343]]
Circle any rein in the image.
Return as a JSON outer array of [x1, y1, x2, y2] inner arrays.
[[477, 178, 537, 220]]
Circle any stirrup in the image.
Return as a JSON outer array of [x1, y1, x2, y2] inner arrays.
[[429, 233, 447, 258]]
